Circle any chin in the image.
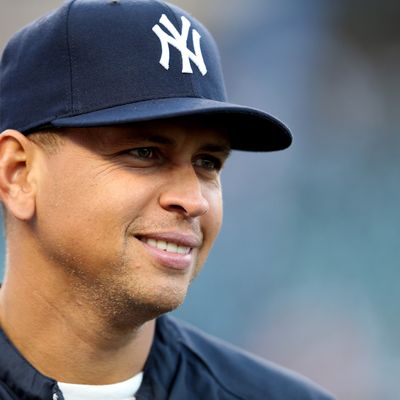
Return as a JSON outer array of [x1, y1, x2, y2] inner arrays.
[[137, 284, 189, 316], [101, 282, 190, 329]]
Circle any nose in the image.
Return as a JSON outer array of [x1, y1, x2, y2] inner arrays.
[[159, 165, 209, 218]]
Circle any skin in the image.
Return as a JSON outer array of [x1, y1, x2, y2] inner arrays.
[[0, 120, 230, 384]]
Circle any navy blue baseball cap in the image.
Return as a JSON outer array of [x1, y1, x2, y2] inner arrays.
[[0, 0, 292, 151]]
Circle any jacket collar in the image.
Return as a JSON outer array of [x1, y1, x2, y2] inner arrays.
[[0, 315, 176, 400], [0, 327, 63, 400]]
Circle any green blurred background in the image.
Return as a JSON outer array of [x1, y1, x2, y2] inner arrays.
[[1, 1, 399, 398]]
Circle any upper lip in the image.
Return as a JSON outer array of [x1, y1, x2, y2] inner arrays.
[[136, 232, 202, 248]]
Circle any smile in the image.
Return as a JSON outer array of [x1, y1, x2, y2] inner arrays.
[[136, 232, 201, 271], [141, 238, 192, 255]]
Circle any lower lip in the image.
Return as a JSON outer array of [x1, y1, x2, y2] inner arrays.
[[140, 240, 193, 271]]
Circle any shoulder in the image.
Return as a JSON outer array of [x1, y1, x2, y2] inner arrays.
[[159, 315, 335, 400]]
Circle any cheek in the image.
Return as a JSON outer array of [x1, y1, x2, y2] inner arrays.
[[208, 182, 223, 227], [42, 158, 153, 221], [199, 186, 223, 254], [34, 168, 161, 277], [207, 193, 223, 238], [36, 161, 154, 251]]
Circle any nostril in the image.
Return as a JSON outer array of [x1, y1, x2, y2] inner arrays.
[[168, 204, 188, 214], [108, 0, 120, 4]]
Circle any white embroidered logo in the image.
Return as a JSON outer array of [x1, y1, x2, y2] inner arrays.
[[152, 14, 207, 76]]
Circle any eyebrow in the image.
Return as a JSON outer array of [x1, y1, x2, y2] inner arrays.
[[198, 143, 231, 158]]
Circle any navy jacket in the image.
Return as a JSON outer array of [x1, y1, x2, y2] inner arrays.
[[0, 315, 335, 399]]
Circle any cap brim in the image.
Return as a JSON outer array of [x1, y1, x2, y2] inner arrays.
[[52, 97, 292, 152]]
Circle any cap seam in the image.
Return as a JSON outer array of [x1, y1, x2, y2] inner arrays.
[[56, 94, 210, 118], [65, 0, 78, 115], [63, 91, 204, 116]]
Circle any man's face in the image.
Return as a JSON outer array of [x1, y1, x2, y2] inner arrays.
[[32, 120, 229, 325]]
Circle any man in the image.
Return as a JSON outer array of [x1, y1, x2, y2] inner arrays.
[[0, 1, 334, 399]]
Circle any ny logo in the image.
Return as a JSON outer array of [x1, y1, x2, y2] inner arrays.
[[152, 14, 208, 76]]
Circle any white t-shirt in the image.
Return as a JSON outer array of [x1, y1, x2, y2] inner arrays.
[[58, 372, 143, 400]]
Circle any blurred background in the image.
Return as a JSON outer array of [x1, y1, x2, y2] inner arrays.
[[1, 1, 399, 398]]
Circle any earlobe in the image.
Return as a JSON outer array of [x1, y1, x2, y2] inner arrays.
[[0, 130, 36, 221]]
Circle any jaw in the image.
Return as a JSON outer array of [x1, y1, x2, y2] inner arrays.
[[64, 242, 196, 330]]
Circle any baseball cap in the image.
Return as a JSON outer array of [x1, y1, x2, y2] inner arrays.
[[0, 0, 292, 152]]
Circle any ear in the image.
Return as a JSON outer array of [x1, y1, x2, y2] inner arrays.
[[0, 130, 37, 221]]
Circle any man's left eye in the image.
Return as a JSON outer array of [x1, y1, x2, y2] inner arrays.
[[193, 156, 221, 171]]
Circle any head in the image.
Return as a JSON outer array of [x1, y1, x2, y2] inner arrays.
[[0, 118, 229, 326], [0, 0, 291, 327]]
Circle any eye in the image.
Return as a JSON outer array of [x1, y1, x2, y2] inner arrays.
[[129, 147, 155, 159], [193, 155, 222, 171], [120, 147, 163, 167]]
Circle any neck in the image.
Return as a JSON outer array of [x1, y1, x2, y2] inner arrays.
[[0, 263, 155, 385]]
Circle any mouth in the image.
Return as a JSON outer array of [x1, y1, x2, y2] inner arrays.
[[140, 237, 192, 255], [135, 232, 201, 271]]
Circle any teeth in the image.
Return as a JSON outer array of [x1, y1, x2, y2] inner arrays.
[[142, 238, 191, 255], [167, 242, 178, 253], [158, 240, 167, 251], [176, 246, 187, 255], [148, 238, 157, 248]]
